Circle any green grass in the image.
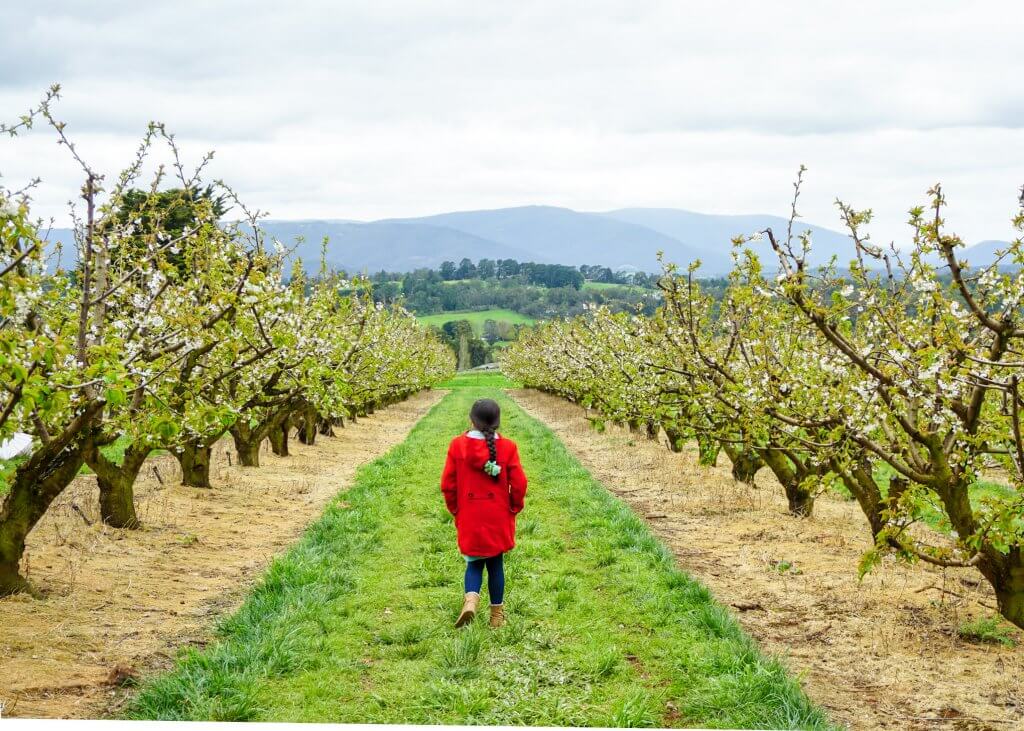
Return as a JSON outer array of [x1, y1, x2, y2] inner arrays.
[[436, 370, 520, 389], [417, 308, 537, 335], [957, 616, 1019, 647], [125, 388, 831, 728], [581, 281, 644, 291]]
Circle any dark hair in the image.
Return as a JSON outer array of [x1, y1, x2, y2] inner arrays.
[[470, 398, 501, 481]]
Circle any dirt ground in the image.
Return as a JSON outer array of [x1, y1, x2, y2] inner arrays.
[[510, 389, 1024, 731], [0, 390, 443, 720]]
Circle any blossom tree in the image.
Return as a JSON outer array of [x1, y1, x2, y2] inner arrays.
[[753, 171, 1024, 627]]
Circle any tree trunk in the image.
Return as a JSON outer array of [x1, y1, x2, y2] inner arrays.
[[231, 426, 262, 467], [759, 448, 815, 517], [0, 444, 87, 594], [832, 459, 886, 537], [97, 471, 140, 529], [722, 442, 764, 485], [270, 421, 289, 456], [784, 487, 815, 517], [297, 404, 317, 445], [627, 419, 643, 435], [983, 550, 1024, 629], [664, 426, 685, 453], [457, 333, 471, 370], [932, 468, 1024, 629], [318, 418, 335, 437], [87, 442, 150, 529], [178, 440, 213, 487], [696, 435, 720, 466], [645, 421, 659, 441]]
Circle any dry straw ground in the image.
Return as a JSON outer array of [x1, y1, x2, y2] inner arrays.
[[0, 390, 443, 719], [511, 388, 1023, 731]]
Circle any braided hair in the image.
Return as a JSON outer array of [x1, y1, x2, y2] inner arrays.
[[470, 398, 501, 482]]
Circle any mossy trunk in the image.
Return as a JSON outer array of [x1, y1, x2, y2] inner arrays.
[[237, 439, 261, 466], [178, 440, 213, 487], [297, 404, 317, 446], [833, 459, 886, 537], [87, 442, 149, 529], [985, 551, 1024, 629], [696, 435, 720, 466], [0, 444, 88, 594], [97, 471, 140, 529], [785, 486, 815, 517], [627, 419, 643, 435], [664, 426, 685, 453], [645, 420, 659, 441], [270, 420, 289, 456], [722, 442, 764, 485], [231, 425, 262, 467], [759, 448, 815, 517], [932, 467, 1024, 630]]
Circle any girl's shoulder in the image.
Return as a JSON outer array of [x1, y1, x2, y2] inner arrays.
[[497, 435, 518, 452]]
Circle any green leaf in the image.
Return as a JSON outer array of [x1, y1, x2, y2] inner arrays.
[[104, 387, 127, 407]]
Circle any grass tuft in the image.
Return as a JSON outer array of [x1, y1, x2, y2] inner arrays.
[[957, 616, 1018, 647]]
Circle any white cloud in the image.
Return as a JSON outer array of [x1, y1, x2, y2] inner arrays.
[[2, 0, 1023, 245]]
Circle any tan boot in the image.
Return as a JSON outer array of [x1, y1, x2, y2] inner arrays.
[[455, 592, 480, 628], [489, 604, 505, 628]]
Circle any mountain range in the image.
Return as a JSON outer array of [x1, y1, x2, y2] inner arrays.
[[39, 206, 1009, 276]]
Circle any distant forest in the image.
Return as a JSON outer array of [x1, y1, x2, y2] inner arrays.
[[366, 257, 730, 319]]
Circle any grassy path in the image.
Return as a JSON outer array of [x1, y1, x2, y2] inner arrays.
[[128, 380, 831, 728]]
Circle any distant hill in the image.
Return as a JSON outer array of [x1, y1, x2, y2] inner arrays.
[[38, 228, 75, 272], [600, 208, 858, 273], [249, 220, 539, 273], [955, 240, 1014, 267], [380, 205, 701, 272], [37, 210, 1013, 276], [39, 221, 539, 274]]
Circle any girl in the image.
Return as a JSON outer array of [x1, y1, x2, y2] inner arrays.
[[441, 398, 528, 628]]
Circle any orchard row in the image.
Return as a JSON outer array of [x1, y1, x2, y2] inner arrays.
[[503, 170, 1024, 629], [0, 87, 454, 595]]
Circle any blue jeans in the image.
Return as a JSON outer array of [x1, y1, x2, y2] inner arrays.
[[464, 553, 505, 604]]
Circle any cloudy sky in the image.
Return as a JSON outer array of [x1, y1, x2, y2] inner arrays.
[[2, 0, 1022, 245]]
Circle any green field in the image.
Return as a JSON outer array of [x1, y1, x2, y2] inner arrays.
[[417, 309, 536, 336], [127, 386, 828, 728], [436, 370, 519, 389]]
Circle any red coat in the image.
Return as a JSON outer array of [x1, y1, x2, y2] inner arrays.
[[441, 432, 528, 557]]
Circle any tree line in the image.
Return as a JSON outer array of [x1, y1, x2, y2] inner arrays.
[[370, 265, 668, 319]]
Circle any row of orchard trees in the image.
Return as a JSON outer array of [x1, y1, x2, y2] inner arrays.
[[503, 169, 1024, 629], [0, 87, 453, 595]]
